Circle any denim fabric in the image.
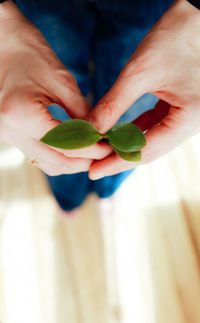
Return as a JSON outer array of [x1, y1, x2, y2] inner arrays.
[[17, 0, 173, 211]]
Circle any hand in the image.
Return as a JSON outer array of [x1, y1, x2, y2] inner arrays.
[[0, 1, 112, 176], [85, 0, 200, 180]]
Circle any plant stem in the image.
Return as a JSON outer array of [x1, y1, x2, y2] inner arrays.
[[99, 134, 108, 139]]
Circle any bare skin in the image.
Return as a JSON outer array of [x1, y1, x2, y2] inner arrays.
[[85, 0, 200, 180], [0, 0, 199, 181], [0, 0, 112, 176]]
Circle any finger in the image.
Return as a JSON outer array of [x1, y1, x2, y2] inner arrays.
[[20, 101, 113, 160], [133, 100, 170, 131], [32, 141, 92, 176], [24, 139, 92, 176], [3, 92, 112, 161], [2, 90, 62, 140], [19, 98, 113, 160], [88, 107, 191, 180], [89, 153, 138, 180], [31, 115, 113, 160], [5, 95, 112, 160], [85, 59, 155, 134], [3, 128, 92, 175], [54, 142, 113, 160], [48, 69, 91, 119]]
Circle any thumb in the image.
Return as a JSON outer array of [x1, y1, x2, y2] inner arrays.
[[85, 60, 152, 134], [88, 108, 192, 180], [49, 69, 91, 119]]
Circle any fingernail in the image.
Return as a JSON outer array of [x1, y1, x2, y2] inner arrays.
[[89, 173, 104, 180]]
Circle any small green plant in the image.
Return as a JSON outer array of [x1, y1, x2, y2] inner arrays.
[[40, 119, 146, 162]]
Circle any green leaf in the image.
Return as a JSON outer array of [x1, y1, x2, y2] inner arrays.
[[113, 146, 141, 162], [105, 123, 146, 153], [40, 119, 101, 149]]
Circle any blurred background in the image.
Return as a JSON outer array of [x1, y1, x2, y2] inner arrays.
[[1, 132, 200, 323]]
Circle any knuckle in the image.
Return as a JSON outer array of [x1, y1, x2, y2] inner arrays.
[[98, 96, 116, 118], [0, 94, 18, 115], [0, 102, 19, 129], [56, 69, 77, 89], [122, 58, 144, 79], [0, 92, 29, 122]]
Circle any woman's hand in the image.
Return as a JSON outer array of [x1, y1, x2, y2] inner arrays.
[[0, 1, 112, 176], [85, 0, 200, 179]]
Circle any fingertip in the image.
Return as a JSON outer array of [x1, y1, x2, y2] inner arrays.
[[88, 154, 117, 179], [84, 106, 108, 134], [79, 96, 92, 118], [88, 159, 102, 180], [88, 168, 105, 180], [84, 114, 101, 132], [88, 173, 103, 181]]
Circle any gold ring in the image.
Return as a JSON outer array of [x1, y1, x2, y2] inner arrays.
[[30, 159, 39, 166]]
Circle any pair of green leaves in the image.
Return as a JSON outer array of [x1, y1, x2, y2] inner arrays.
[[40, 119, 146, 162]]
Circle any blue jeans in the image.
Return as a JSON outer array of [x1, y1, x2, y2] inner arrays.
[[17, 0, 173, 211]]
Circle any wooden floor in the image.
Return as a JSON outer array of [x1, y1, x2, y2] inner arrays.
[[1, 134, 200, 323]]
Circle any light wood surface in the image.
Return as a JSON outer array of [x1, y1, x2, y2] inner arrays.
[[0, 133, 200, 323]]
